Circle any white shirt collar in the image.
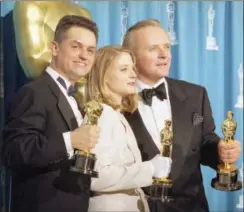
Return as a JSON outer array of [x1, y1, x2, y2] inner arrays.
[[45, 66, 72, 90], [136, 77, 167, 92]]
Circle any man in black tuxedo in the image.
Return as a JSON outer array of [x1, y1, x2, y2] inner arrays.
[[2, 15, 100, 212], [122, 19, 241, 212]]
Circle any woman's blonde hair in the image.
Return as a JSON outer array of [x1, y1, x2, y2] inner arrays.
[[86, 45, 138, 113]]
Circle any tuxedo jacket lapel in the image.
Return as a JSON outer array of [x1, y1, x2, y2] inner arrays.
[[43, 72, 78, 131], [166, 77, 194, 182], [57, 94, 78, 130], [126, 77, 195, 182], [124, 110, 160, 161]]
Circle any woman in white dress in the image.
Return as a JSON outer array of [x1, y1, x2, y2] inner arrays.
[[85, 46, 171, 212]]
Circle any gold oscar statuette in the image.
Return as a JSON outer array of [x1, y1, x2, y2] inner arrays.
[[69, 93, 103, 177], [149, 120, 174, 202], [211, 111, 242, 191]]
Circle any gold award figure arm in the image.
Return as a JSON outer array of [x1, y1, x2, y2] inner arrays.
[[13, 1, 91, 79]]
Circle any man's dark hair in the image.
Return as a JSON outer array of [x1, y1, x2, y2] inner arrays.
[[54, 15, 98, 42]]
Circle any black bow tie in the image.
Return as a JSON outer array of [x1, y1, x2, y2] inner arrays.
[[67, 85, 77, 96], [57, 77, 77, 96], [139, 82, 167, 106]]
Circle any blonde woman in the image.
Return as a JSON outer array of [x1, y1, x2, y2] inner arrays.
[[86, 46, 171, 212]]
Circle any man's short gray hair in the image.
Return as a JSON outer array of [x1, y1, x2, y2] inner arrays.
[[122, 19, 161, 48]]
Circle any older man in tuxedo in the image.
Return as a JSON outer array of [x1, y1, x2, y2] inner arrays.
[[123, 19, 241, 212], [2, 15, 99, 212]]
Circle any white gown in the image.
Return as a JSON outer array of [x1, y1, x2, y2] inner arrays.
[[88, 104, 154, 212]]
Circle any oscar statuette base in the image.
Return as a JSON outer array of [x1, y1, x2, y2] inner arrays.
[[211, 164, 242, 191], [148, 177, 174, 203], [69, 151, 98, 178]]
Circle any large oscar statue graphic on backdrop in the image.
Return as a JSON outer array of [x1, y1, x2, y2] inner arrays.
[[13, 1, 91, 79], [13, 1, 90, 107]]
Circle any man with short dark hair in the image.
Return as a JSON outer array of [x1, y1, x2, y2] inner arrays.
[[2, 15, 99, 212]]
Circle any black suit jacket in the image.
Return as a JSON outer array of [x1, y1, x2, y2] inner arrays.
[[124, 77, 220, 212], [2, 72, 90, 212]]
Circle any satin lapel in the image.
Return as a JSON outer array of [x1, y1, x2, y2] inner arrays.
[[57, 94, 78, 130], [166, 77, 194, 182], [44, 72, 78, 131], [124, 110, 160, 161]]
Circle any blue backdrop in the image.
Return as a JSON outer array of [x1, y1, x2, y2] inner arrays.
[[1, 1, 243, 212]]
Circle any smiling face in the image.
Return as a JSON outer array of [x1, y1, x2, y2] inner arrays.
[[105, 52, 137, 103], [51, 26, 96, 83], [131, 26, 171, 85]]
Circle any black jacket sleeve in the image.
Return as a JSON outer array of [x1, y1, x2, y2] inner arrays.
[[200, 87, 221, 170], [2, 85, 68, 169]]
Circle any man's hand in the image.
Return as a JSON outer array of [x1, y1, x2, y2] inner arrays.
[[218, 140, 241, 164], [70, 124, 100, 151]]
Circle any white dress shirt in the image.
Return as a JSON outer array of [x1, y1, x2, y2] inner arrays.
[[45, 66, 82, 157], [136, 77, 173, 156]]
